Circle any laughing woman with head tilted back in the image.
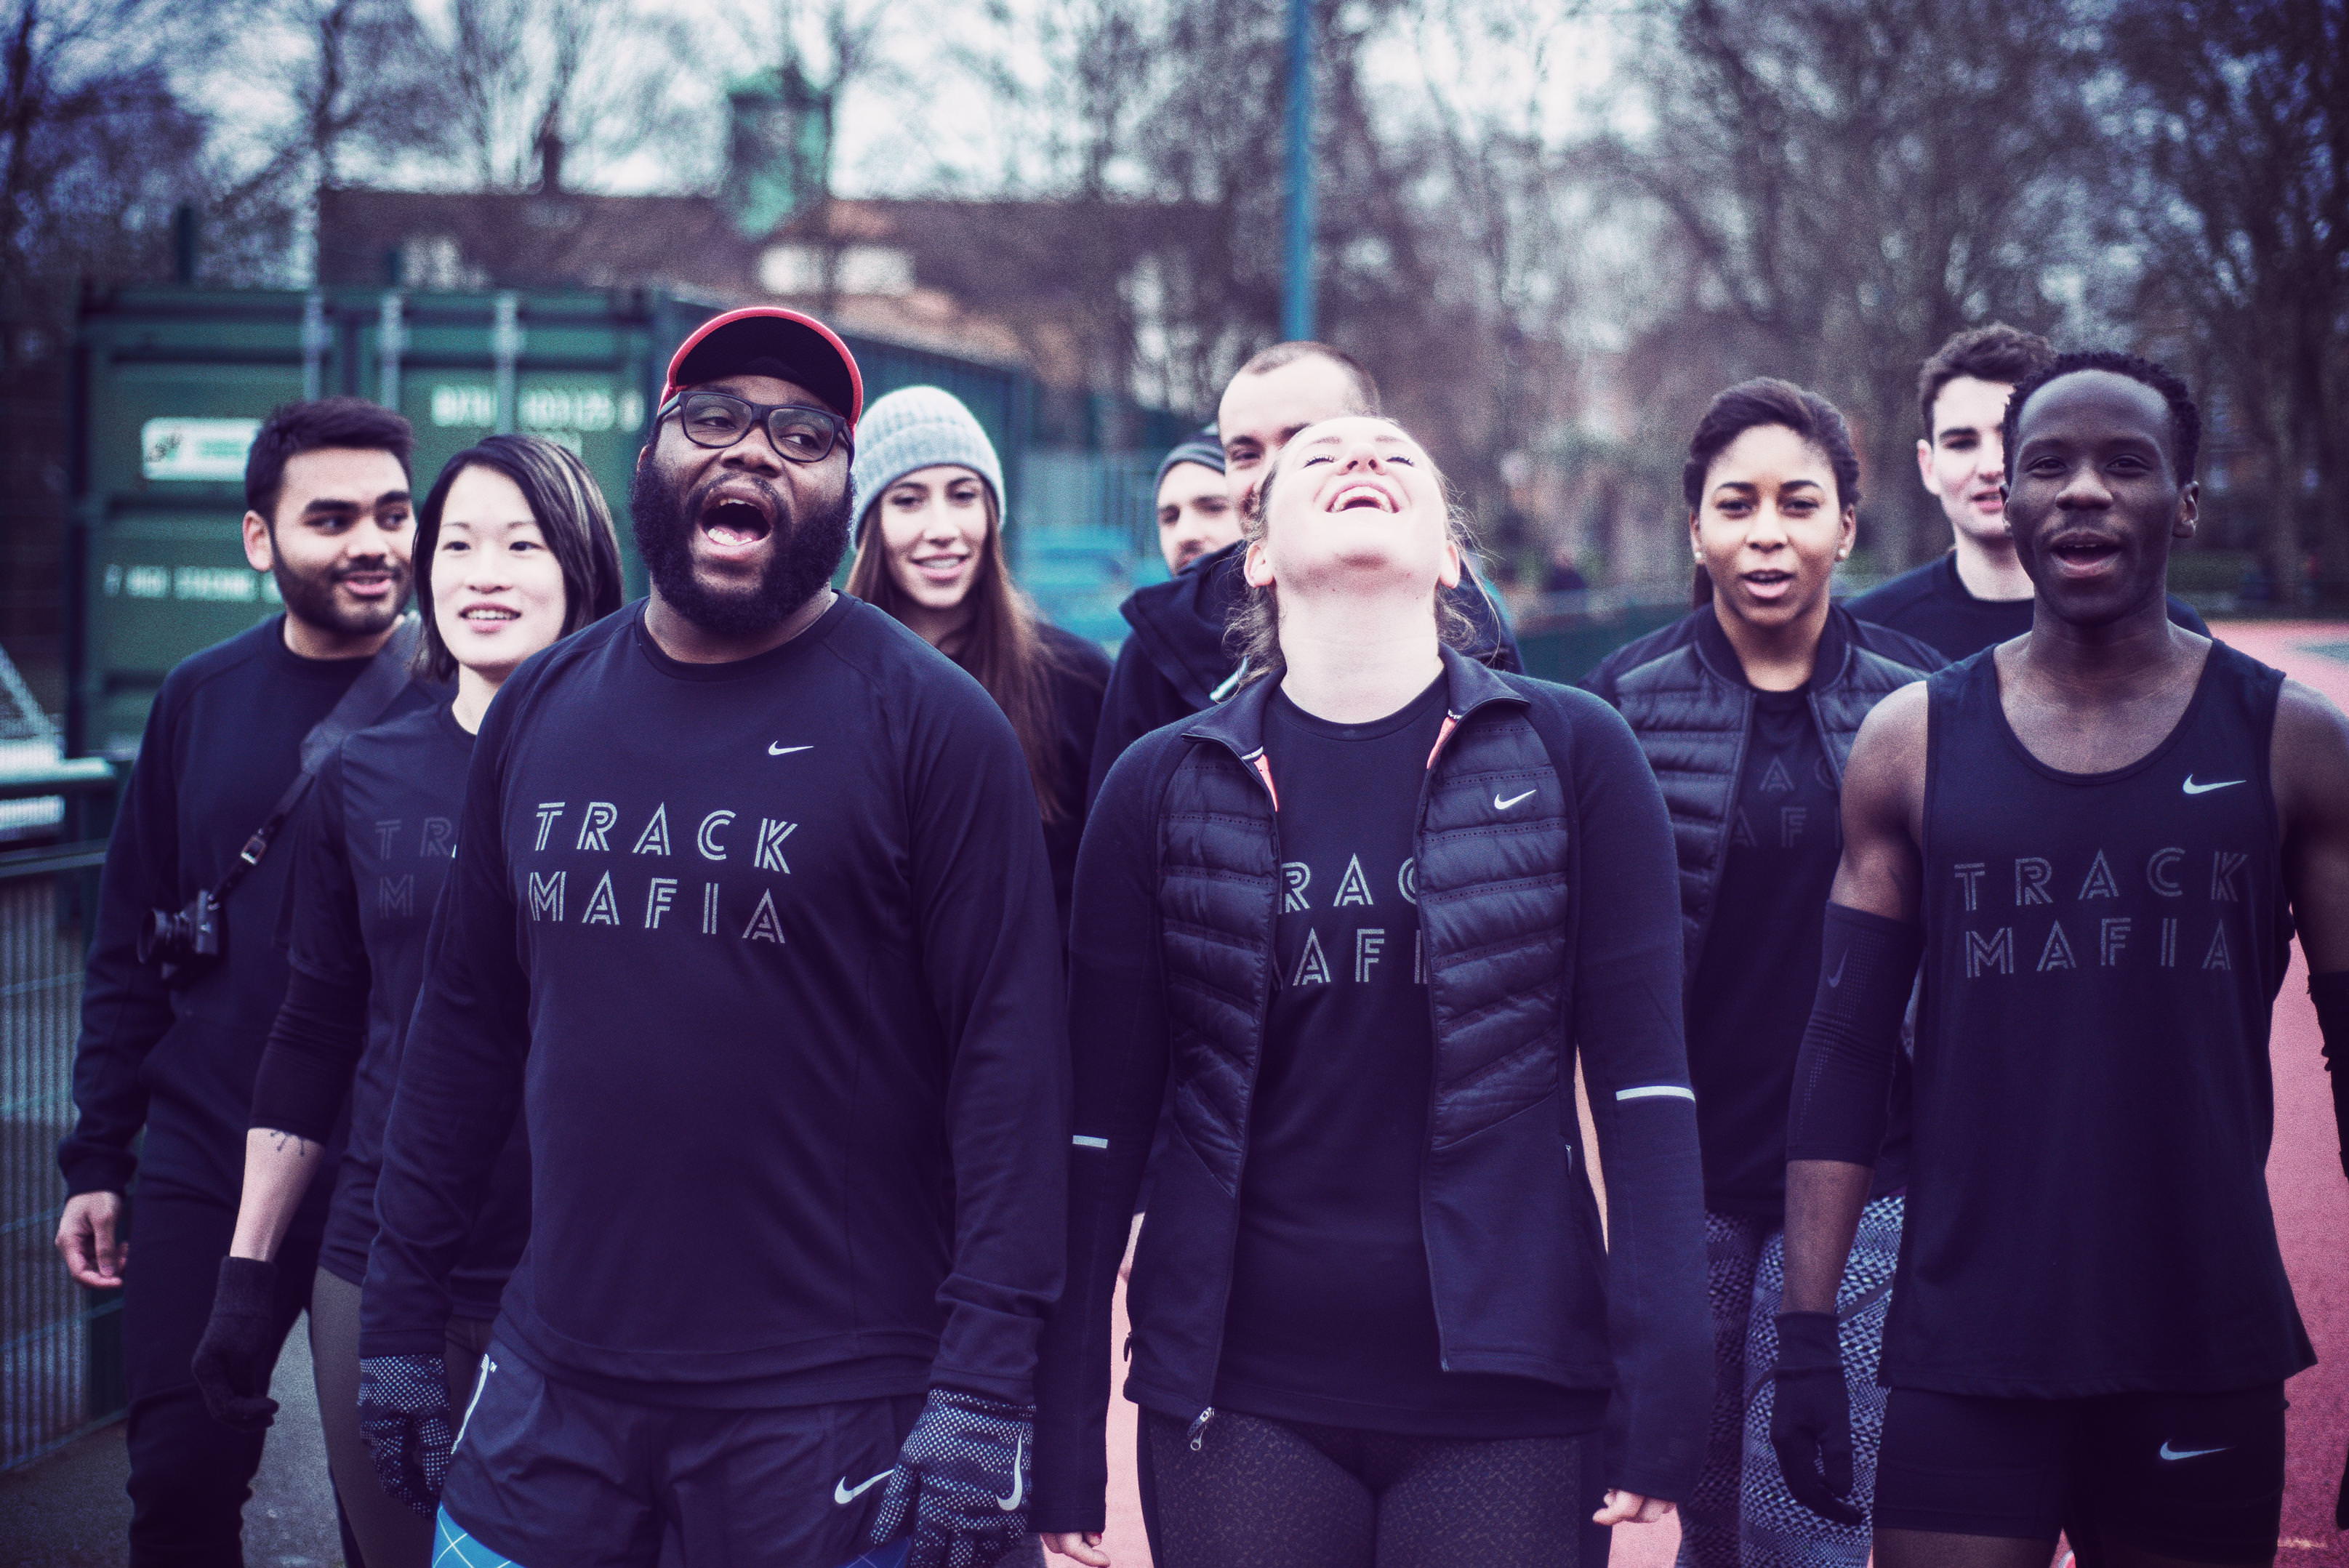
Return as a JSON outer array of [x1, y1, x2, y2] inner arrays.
[[1033, 414, 1711, 1568]]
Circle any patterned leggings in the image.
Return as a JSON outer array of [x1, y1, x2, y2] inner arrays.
[[1140, 1408, 1593, 1568], [1674, 1194, 1903, 1568]]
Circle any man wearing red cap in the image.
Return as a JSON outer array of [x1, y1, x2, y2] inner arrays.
[[356, 308, 1068, 1568]]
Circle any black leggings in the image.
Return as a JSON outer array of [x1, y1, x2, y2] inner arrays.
[[1139, 1408, 1592, 1568]]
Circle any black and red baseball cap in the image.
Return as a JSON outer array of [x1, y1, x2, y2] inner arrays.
[[661, 307, 864, 424]]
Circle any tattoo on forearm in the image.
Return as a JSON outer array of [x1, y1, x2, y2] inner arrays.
[[265, 1130, 321, 1157]]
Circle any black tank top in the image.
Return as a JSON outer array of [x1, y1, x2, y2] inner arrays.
[[1891, 640, 2313, 1396]]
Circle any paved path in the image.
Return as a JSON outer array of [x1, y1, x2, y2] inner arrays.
[[0, 1316, 343, 1566]]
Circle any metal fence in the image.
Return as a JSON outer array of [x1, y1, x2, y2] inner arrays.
[[1511, 587, 1693, 686], [1, 771, 120, 1473]]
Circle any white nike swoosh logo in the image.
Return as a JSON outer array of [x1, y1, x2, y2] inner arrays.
[[997, 1434, 1027, 1511], [1826, 952, 1849, 988], [2182, 776, 2243, 795], [769, 744, 814, 756], [835, 1469, 892, 1505], [2158, 1441, 2227, 1460], [1495, 789, 1536, 811]]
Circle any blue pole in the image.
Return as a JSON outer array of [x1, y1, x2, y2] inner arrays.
[[1282, 0, 1314, 341]]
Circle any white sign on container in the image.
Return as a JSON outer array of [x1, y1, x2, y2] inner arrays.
[[141, 418, 262, 482]]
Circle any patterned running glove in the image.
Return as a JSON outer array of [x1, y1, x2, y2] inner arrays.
[[357, 1354, 454, 1517], [190, 1257, 281, 1431], [1770, 1311, 1864, 1527], [867, 1387, 1035, 1568]]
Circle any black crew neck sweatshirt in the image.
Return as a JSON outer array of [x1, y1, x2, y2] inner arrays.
[[257, 701, 529, 1316], [1217, 678, 1599, 1434], [60, 616, 432, 1203], [1847, 552, 2208, 664], [361, 595, 1069, 1407]]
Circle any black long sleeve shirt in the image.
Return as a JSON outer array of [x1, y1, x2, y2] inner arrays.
[[249, 704, 529, 1319], [59, 616, 428, 1204], [361, 597, 1069, 1407]]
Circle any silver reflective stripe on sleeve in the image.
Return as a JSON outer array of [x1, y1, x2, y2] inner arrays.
[[1072, 1135, 1110, 1149], [1615, 1085, 1696, 1102]]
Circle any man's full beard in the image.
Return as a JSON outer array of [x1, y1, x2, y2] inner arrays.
[[271, 553, 411, 639], [628, 461, 852, 640]]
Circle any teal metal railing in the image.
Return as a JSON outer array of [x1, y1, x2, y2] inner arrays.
[[0, 766, 121, 1472]]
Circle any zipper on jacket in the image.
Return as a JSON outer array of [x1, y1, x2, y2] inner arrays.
[[1414, 738, 1454, 1372], [1409, 693, 1527, 1372], [1413, 702, 1505, 1372], [1186, 736, 1282, 1452]]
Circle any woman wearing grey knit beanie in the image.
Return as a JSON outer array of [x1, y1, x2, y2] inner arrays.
[[846, 385, 1110, 933]]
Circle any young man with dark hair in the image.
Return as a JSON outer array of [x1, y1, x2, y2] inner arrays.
[[357, 307, 1069, 1568], [55, 394, 424, 1564], [1772, 352, 2349, 1566], [1088, 343, 1520, 798], [1849, 324, 2208, 661]]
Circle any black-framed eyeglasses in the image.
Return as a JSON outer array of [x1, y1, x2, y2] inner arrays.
[[657, 392, 851, 463]]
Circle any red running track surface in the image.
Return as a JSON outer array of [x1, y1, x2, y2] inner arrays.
[[2225, 623, 2349, 1564], [1073, 622, 2349, 1568]]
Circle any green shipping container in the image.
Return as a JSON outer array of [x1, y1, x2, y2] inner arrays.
[[70, 286, 1036, 757]]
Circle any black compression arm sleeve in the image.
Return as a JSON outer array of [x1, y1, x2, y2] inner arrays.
[[248, 963, 369, 1143], [1785, 905, 1924, 1167], [2314, 970, 2349, 1182]]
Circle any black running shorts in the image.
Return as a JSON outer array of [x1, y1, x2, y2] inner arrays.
[[439, 1342, 923, 1568], [1872, 1384, 2286, 1565]]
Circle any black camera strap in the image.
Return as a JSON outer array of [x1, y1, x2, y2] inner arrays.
[[211, 616, 422, 910]]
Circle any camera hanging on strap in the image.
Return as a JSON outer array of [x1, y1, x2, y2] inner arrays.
[[138, 617, 423, 985]]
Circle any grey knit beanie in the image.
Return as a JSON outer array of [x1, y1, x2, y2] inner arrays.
[[1155, 422, 1225, 492], [850, 386, 1006, 539]]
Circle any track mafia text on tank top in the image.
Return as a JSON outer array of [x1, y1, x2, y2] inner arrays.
[[1895, 639, 2312, 1398]]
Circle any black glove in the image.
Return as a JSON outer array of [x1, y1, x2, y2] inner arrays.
[[867, 1387, 1035, 1568], [358, 1354, 455, 1517], [1770, 1311, 1864, 1527], [190, 1257, 281, 1431]]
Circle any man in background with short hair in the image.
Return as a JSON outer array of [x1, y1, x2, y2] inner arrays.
[[1849, 322, 2207, 661], [55, 396, 425, 1565], [1088, 342, 1521, 797]]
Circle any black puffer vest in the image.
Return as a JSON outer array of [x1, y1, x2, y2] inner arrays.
[[1583, 605, 1941, 978], [1123, 648, 1622, 1423]]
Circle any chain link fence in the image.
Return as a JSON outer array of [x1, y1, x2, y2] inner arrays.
[[0, 771, 120, 1473]]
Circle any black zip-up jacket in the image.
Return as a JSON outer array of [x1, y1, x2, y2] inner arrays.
[[1035, 649, 1711, 1528], [1085, 542, 1524, 801], [1581, 605, 1943, 973]]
